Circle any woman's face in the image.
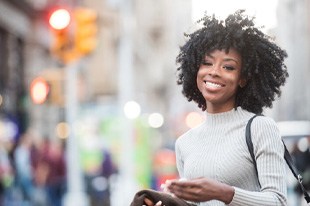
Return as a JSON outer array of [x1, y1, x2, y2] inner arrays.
[[196, 48, 244, 113]]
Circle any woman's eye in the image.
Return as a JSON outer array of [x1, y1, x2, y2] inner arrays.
[[201, 61, 213, 66], [223, 66, 235, 71]]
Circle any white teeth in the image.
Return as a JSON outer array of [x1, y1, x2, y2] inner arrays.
[[205, 82, 222, 88]]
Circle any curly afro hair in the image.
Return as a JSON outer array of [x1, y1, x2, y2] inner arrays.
[[176, 10, 288, 114]]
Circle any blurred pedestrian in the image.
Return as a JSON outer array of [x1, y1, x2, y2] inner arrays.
[[31, 137, 50, 206], [291, 138, 310, 205], [0, 141, 14, 205], [43, 140, 66, 206], [13, 132, 35, 205], [99, 150, 117, 206], [141, 10, 289, 205], [86, 148, 117, 206]]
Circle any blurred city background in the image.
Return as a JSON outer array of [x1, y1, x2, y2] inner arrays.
[[0, 0, 309, 205]]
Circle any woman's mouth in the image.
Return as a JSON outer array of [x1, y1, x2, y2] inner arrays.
[[204, 81, 223, 88]]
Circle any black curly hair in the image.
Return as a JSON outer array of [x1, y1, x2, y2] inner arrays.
[[176, 10, 288, 114]]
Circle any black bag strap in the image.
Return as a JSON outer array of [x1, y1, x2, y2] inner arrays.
[[246, 114, 310, 204]]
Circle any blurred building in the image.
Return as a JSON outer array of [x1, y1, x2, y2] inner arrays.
[[83, 0, 193, 124], [271, 0, 310, 121], [0, 0, 48, 141]]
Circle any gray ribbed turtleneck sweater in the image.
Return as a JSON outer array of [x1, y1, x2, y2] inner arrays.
[[175, 107, 287, 205]]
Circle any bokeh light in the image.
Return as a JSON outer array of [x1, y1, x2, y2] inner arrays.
[[49, 9, 71, 30], [123, 101, 141, 119], [185, 112, 204, 129], [55, 121, 70, 139], [148, 113, 164, 128], [297, 137, 309, 152], [30, 77, 49, 104]]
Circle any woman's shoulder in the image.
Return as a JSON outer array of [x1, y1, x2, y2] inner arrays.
[[250, 114, 282, 143], [176, 121, 206, 144], [251, 114, 278, 128]]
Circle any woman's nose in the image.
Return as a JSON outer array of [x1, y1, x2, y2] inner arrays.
[[208, 64, 220, 76]]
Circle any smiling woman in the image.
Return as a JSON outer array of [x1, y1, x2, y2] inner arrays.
[[131, 9, 289, 206], [171, 9, 288, 206]]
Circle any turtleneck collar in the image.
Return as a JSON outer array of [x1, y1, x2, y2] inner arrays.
[[204, 107, 253, 126]]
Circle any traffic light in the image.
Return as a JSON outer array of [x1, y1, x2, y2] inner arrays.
[[41, 69, 65, 106], [47, 7, 98, 63], [49, 8, 71, 30], [30, 70, 65, 106], [73, 7, 98, 55], [30, 77, 50, 104], [48, 8, 73, 62]]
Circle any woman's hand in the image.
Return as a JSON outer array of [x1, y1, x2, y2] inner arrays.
[[166, 177, 234, 204]]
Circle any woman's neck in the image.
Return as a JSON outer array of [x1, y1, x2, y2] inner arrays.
[[206, 103, 236, 114]]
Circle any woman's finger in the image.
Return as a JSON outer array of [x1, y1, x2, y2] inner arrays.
[[144, 197, 154, 206]]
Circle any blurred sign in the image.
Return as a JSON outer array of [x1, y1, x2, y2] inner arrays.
[[153, 148, 178, 190], [277, 121, 310, 138]]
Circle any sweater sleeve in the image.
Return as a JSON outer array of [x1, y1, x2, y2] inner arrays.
[[229, 116, 287, 206]]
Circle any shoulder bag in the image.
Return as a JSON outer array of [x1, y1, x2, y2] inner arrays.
[[246, 114, 310, 204]]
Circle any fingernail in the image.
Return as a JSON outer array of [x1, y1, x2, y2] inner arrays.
[[155, 200, 162, 205], [165, 180, 172, 185]]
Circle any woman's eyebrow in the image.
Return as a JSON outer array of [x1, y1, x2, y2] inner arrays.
[[205, 55, 240, 65], [223, 58, 240, 65]]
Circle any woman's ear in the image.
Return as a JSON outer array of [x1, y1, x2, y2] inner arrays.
[[239, 78, 247, 88]]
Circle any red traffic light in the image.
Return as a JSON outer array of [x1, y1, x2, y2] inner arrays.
[[49, 8, 71, 30], [30, 77, 50, 104]]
